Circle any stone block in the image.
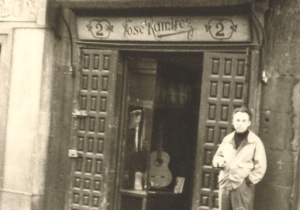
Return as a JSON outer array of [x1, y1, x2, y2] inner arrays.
[[289, 43, 300, 76], [266, 1, 295, 43], [263, 149, 294, 187], [260, 112, 291, 150], [266, 43, 295, 76], [254, 182, 293, 210], [261, 76, 297, 113], [292, 11, 300, 43], [0, 190, 32, 210]]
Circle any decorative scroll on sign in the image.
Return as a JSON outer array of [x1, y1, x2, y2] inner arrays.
[[0, 0, 37, 21], [77, 16, 251, 42]]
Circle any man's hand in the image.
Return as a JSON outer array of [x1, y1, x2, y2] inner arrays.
[[213, 158, 226, 169], [245, 177, 253, 186]]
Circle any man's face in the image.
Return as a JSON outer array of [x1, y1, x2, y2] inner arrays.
[[232, 111, 251, 133]]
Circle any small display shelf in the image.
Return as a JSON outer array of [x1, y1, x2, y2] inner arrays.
[[120, 189, 181, 210]]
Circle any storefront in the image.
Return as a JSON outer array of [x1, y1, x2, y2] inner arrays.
[[47, 2, 263, 210], [2, 0, 300, 209]]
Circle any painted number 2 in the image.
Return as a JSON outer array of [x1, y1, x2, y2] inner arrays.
[[96, 23, 104, 36], [216, 22, 225, 37], [87, 19, 112, 39], [205, 18, 237, 40]]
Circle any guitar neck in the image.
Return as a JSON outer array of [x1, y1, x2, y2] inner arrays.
[[156, 117, 166, 158]]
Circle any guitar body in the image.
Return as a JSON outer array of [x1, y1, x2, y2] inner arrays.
[[149, 150, 172, 188]]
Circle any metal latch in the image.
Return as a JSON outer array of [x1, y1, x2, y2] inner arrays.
[[72, 110, 88, 118], [69, 150, 79, 158]]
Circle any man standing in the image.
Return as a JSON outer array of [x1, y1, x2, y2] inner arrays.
[[212, 107, 267, 210]]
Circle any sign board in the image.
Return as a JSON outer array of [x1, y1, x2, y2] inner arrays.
[[0, 0, 37, 21], [77, 16, 251, 42]]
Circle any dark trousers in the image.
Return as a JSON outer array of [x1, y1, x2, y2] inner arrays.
[[219, 181, 254, 210]]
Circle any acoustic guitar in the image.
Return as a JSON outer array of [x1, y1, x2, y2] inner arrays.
[[149, 118, 172, 188]]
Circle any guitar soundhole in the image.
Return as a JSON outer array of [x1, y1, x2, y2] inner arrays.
[[155, 158, 163, 166]]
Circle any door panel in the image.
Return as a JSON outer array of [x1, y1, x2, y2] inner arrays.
[[193, 52, 249, 210], [67, 49, 120, 210]]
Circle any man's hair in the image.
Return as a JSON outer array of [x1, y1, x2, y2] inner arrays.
[[232, 106, 252, 120]]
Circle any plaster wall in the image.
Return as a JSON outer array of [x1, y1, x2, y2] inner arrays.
[[0, 0, 57, 205], [0, 28, 55, 210], [0, 0, 57, 207]]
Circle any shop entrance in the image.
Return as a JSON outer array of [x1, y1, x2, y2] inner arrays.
[[118, 52, 202, 210], [65, 49, 251, 210]]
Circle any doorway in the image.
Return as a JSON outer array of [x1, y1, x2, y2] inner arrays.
[[118, 52, 203, 210], [65, 48, 251, 210]]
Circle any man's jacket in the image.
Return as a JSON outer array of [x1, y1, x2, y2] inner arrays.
[[212, 130, 267, 189]]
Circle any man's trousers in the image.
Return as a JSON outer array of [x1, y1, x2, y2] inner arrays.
[[219, 181, 254, 210]]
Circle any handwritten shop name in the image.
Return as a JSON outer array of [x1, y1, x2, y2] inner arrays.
[[123, 18, 193, 40], [87, 17, 193, 40]]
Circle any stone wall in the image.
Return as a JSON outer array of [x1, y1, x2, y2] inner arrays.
[[254, 0, 300, 209], [42, 8, 78, 210]]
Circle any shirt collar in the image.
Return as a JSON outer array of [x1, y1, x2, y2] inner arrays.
[[225, 130, 255, 144]]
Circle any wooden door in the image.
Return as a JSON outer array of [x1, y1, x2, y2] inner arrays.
[[66, 49, 121, 210], [192, 52, 249, 210]]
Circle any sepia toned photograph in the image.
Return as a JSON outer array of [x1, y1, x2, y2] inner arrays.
[[0, 0, 298, 210]]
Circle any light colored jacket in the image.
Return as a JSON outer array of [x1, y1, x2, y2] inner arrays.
[[212, 130, 267, 189]]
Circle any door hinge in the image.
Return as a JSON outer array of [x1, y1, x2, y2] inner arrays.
[[68, 150, 83, 158], [262, 71, 268, 83], [72, 110, 88, 118]]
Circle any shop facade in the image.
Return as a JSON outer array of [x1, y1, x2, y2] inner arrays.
[[0, 0, 300, 210], [46, 2, 263, 210]]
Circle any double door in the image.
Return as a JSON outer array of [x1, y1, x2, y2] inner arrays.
[[65, 49, 253, 210]]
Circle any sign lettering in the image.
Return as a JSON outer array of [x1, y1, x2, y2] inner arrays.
[[122, 17, 193, 40], [78, 16, 251, 42]]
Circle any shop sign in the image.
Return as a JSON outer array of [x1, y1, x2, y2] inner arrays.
[[0, 0, 37, 21], [77, 16, 251, 42]]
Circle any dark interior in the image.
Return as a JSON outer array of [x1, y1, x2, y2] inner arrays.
[[120, 52, 203, 210]]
